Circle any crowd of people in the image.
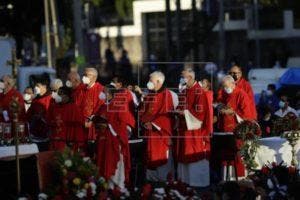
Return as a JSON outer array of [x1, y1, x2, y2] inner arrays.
[[0, 64, 299, 190]]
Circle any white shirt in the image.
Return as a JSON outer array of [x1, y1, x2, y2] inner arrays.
[[274, 106, 299, 118]]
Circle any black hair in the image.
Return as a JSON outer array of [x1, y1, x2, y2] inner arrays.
[[267, 84, 276, 91], [58, 86, 72, 99]]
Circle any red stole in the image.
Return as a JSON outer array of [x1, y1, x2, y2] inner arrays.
[[82, 82, 104, 141], [176, 82, 209, 163], [139, 88, 174, 169]]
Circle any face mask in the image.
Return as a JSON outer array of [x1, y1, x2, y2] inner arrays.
[[23, 93, 31, 101], [54, 95, 62, 103], [0, 82, 4, 93], [279, 101, 285, 108], [82, 76, 91, 85], [224, 87, 233, 94], [179, 77, 187, 85], [51, 91, 58, 99], [66, 80, 72, 88], [99, 92, 106, 100], [266, 90, 273, 96], [147, 81, 155, 90], [34, 87, 41, 95]]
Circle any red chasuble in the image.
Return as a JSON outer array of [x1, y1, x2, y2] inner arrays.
[[175, 82, 209, 163], [47, 102, 85, 151], [82, 82, 104, 141], [203, 90, 213, 157], [26, 93, 53, 139], [113, 89, 136, 129], [0, 88, 25, 122], [96, 98, 131, 183], [236, 78, 257, 120], [71, 83, 85, 108], [139, 88, 174, 169], [217, 87, 253, 176], [217, 87, 252, 132]]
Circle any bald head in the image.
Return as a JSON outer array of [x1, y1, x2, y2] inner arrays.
[[1, 75, 15, 93], [229, 65, 242, 81], [67, 71, 81, 89]]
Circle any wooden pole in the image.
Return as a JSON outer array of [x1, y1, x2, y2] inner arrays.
[[44, 0, 52, 67], [49, 0, 60, 48]]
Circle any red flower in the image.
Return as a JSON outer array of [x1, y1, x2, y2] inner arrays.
[[98, 191, 108, 200], [261, 166, 270, 175], [271, 162, 277, 168]]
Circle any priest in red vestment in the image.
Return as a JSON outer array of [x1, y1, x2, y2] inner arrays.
[[26, 80, 52, 146], [199, 78, 214, 158], [47, 87, 85, 151], [94, 85, 130, 189], [139, 71, 175, 182], [110, 76, 138, 135], [66, 71, 85, 108], [0, 75, 25, 122], [175, 68, 210, 187], [217, 75, 253, 178], [81, 68, 104, 156], [228, 65, 257, 119]]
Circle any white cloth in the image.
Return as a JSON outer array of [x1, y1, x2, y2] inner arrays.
[[254, 137, 300, 169], [177, 159, 210, 187], [274, 106, 299, 118], [0, 144, 39, 159], [169, 90, 179, 109], [147, 151, 174, 182], [184, 109, 203, 130], [109, 146, 125, 189]]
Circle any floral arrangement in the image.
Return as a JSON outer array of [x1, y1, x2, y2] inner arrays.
[[272, 114, 300, 136], [234, 120, 262, 170], [44, 148, 104, 200], [248, 162, 300, 200]]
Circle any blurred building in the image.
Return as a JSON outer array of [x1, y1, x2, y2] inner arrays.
[[90, 0, 300, 68]]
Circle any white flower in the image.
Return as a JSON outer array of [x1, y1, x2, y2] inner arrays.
[[38, 193, 48, 200], [155, 188, 166, 195], [83, 157, 90, 162], [64, 159, 72, 168], [98, 177, 105, 183], [18, 198, 28, 200], [76, 189, 87, 199], [267, 179, 274, 189], [90, 182, 97, 196]]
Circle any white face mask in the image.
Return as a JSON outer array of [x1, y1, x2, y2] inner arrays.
[[224, 87, 233, 94], [279, 101, 285, 108], [198, 81, 203, 87], [99, 92, 106, 100], [34, 86, 41, 95], [54, 95, 62, 103], [82, 76, 91, 85], [51, 91, 58, 99], [147, 81, 155, 90], [66, 80, 72, 88], [266, 90, 273, 96], [179, 77, 187, 85], [0, 82, 4, 92], [23, 93, 31, 101]]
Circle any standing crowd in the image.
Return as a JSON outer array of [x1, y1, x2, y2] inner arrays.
[[1, 64, 296, 189]]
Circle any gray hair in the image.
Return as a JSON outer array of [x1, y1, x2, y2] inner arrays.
[[183, 67, 195, 79], [222, 75, 235, 84], [149, 71, 165, 84], [50, 78, 63, 89], [85, 67, 98, 77]]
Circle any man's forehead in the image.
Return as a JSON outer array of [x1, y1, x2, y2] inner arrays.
[[230, 66, 241, 72]]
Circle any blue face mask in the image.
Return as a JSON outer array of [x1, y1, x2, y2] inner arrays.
[[279, 101, 285, 108]]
